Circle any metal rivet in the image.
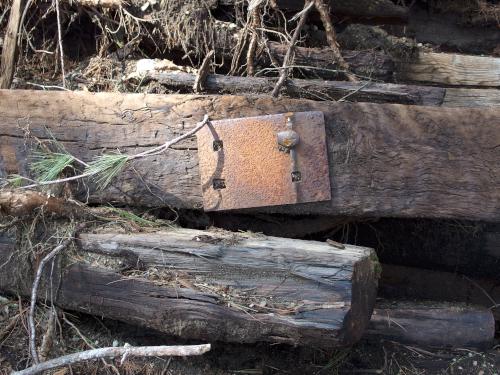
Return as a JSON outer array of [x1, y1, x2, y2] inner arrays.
[[213, 178, 226, 190], [213, 140, 223, 151]]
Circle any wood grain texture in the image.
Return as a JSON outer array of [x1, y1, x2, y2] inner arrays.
[[368, 301, 495, 349], [0, 0, 23, 88], [396, 52, 500, 87], [142, 70, 500, 108], [139, 70, 446, 106], [443, 88, 500, 107], [0, 90, 499, 220], [0, 228, 378, 348]]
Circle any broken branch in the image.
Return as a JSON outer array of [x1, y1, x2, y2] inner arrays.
[[193, 51, 215, 92], [29, 230, 76, 364], [271, 1, 314, 97], [313, 0, 356, 82], [12, 344, 211, 375]]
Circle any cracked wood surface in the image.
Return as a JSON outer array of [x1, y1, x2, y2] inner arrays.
[[0, 228, 378, 348], [0, 90, 499, 220]]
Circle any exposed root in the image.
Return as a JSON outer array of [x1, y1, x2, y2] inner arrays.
[[271, 1, 314, 97], [246, 4, 262, 76], [313, 0, 356, 82], [193, 50, 214, 92]]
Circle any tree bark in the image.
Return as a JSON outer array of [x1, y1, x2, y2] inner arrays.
[[367, 301, 495, 349], [0, 228, 379, 348], [1, 90, 499, 220]]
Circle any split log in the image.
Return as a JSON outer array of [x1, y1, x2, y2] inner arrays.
[[132, 70, 446, 106], [1, 229, 493, 349], [0, 0, 23, 88], [0, 228, 379, 348], [367, 301, 495, 349], [1, 90, 499, 220]]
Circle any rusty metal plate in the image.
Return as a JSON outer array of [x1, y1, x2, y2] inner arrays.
[[196, 111, 331, 211]]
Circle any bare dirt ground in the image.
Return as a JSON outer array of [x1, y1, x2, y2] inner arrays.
[[1, 294, 499, 375]]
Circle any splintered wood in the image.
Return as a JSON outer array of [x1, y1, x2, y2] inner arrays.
[[0, 227, 379, 348]]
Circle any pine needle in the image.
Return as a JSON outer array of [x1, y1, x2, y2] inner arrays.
[[31, 151, 75, 182], [1, 174, 25, 188], [85, 154, 129, 190]]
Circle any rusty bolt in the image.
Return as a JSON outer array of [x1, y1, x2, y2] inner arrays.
[[277, 130, 300, 150]]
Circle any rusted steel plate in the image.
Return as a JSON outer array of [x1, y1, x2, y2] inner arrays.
[[196, 111, 331, 211]]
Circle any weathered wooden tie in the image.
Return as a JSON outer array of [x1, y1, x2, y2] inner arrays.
[[1, 90, 499, 220], [0, 228, 379, 348]]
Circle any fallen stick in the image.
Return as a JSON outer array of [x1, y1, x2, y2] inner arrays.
[[313, 0, 356, 82], [11, 344, 211, 375], [193, 51, 215, 93], [28, 231, 76, 364], [0, 190, 83, 217]]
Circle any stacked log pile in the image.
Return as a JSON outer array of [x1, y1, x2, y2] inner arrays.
[[0, 0, 499, 372]]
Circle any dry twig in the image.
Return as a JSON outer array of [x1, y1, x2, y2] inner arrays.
[[313, 0, 357, 82], [193, 51, 215, 92], [55, 0, 66, 87], [28, 228, 77, 364], [271, 1, 314, 97], [18, 115, 210, 190], [12, 344, 211, 375], [246, 4, 262, 76]]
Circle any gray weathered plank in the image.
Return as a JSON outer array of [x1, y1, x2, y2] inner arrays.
[[0, 228, 378, 348]]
